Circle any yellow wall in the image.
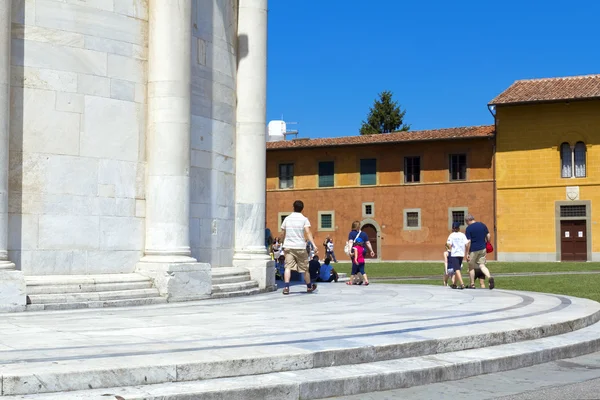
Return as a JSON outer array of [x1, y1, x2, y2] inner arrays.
[[495, 100, 600, 256]]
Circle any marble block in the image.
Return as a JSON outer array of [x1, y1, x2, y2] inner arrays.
[[136, 262, 212, 302], [0, 270, 27, 312], [233, 258, 276, 292]]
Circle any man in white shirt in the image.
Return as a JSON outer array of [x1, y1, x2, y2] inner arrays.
[[446, 222, 468, 289], [281, 200, 319, 295]]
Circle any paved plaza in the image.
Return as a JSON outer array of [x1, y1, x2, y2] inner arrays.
[[1, 282, 600, 399]]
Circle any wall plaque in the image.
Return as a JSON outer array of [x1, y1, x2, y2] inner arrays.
[[566, 186, 580, 201]]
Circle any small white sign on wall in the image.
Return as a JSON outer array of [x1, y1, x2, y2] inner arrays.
[[566, 186, 580, 201], [565, 231, 570, 238], [579, 231, 584, 238]]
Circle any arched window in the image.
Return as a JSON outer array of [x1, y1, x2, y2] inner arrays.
[[574, 142, 586, 178], [561, 142, 572, 178]]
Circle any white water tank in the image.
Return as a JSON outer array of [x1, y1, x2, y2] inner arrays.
[[267, 120, 286, 142]]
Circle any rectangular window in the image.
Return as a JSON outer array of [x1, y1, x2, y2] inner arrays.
[[449, 154, 467, 181], [406, 212, 419, 227], [404, 156, 421, 183], [318, 211, 335, 231], [360, 158, 377, 185], [403, 208, 421, 230], [362, 202, 375, 218], [452, 210, 465, 225], [561, 143, 572, 178], [278, 212, 291, 231], [560, 205, 587, 218], [279, 163, 294, 189], [574, 142, 587, 178], [318, 161, 335, 187], [448, 207, 468, 230]]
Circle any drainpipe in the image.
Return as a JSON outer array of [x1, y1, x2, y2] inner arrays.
[[488, 104, 498, 261]]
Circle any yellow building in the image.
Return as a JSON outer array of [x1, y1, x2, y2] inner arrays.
[[490, 74, 600, 262]]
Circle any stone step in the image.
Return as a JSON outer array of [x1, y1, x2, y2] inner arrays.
[[26, 281, 153, 295], [211, 280, 259, 294], [8, 320, 600, 399], [211, 267, 252, 278], [27, 288, 161, 304], [211, 287, 261, 299], [26, 297, 168, 311], [25, 273, 151, 286], [211, 273, 251, 285]]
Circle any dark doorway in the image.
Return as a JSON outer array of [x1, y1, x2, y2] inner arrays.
[[560, 220, 587, 261], [361, 224, 378, 259]]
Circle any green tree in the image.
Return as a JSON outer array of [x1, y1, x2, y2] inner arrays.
[[359, 91, 410, 135]]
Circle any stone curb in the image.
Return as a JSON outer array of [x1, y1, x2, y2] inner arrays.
[[2, 309, 600, 396], [8, 319, 600, 399], [371, 270, 600, 281]]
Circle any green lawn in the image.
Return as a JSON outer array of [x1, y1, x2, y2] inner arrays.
[[335, 262, 600, 278], [380, 275, 600, 303]]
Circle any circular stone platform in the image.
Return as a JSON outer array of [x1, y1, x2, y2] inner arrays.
[[1, 283, 600, 399]]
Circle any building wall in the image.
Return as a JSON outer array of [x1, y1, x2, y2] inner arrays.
[[266, 138, 495, 261], [8, 0, 149, 275], [189, 0, 237, 268], [495, 100, 600, 261]]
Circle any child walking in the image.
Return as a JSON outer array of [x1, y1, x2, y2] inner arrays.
[[347, 237, 369, 286], [446, 222, 467, 289], [443, 245, 456, 287]]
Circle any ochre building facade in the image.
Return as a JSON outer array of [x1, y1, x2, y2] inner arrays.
[[491, 75, 600, 262], [266, 126, 496, 261]]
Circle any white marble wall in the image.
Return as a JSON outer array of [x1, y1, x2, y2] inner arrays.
[[8, 0, 148, 275], [189, 0, 237, 268]]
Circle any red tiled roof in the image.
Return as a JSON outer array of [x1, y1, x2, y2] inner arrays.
[[266, 125, 495, 150], [489, 74, 600, 105]]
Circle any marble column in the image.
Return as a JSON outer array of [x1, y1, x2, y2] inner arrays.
[[0, 1, 25, 312], [136, 0, 211, 301], [233, 0, 275, 291], [0, 0, 14, 271]]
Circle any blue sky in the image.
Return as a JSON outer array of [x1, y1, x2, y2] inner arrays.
[[266, 0, 600, 139]]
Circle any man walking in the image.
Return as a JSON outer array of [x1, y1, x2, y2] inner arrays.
[[465, 214, 495, 289], [281, 200, 319, 295], [347, 221, 375, 258]]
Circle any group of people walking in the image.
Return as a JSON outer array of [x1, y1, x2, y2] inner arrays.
[[277, 201, 376, 295], [444, 215, 495, 290], [276, 200, 495, 295]]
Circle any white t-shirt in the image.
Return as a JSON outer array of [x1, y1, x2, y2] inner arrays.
[[447, 232, 468, 257], [281, 212, 311, 249], [327, 242, 334, 251]]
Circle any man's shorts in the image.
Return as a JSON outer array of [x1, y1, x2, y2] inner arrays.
[[285, 248, 308, 273], [474, 268, 486, 280], [468, 249, 487, 269], [448, 256, 463, 271]]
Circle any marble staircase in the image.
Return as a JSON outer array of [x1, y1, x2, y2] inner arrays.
[[25, 268, 265, 310], [25, 274, 167, 311], [211, 267, 261, 298]]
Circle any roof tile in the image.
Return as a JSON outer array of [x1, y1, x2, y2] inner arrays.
[[489, 74, 600, 105], [266, 125, 495, 150]]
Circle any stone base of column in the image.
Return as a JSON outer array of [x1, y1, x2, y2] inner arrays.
[[136, 259, 212, 302], [233, 249, 276, 292], [0, 261, 16, 270], [0, 269, 27, 312]]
